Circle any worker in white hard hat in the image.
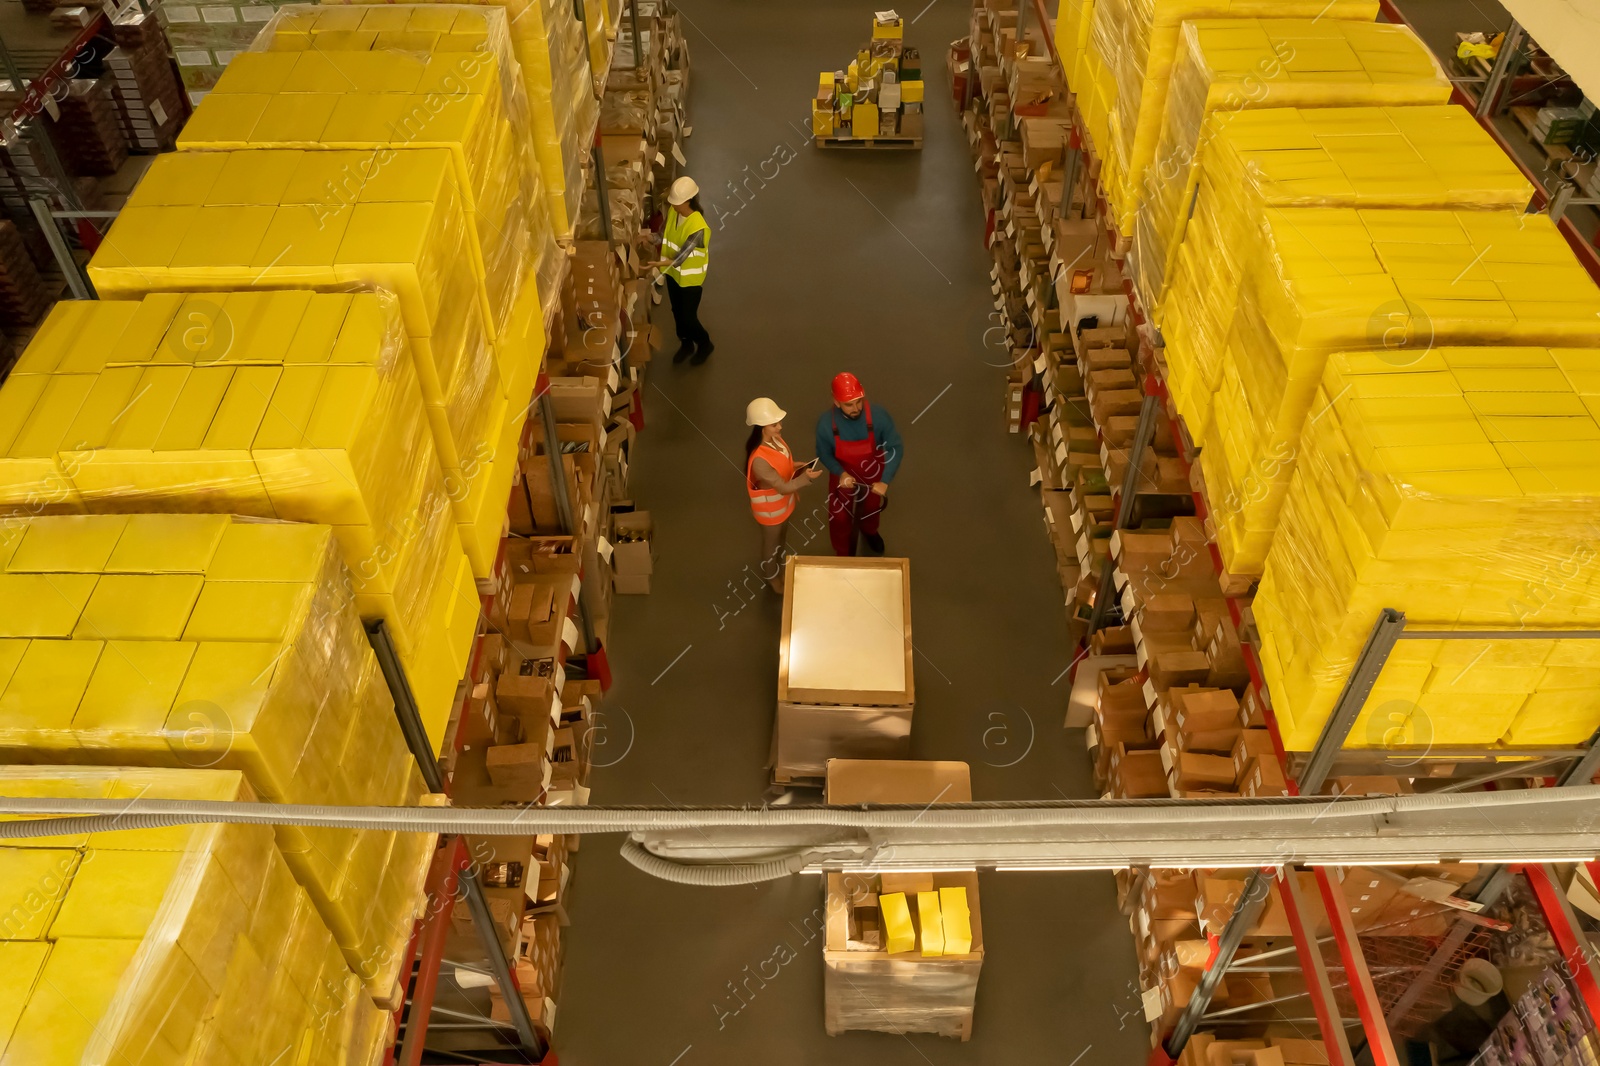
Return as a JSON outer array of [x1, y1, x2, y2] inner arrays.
[[650, 175, 714, 365], [744, 397, 822, 593]]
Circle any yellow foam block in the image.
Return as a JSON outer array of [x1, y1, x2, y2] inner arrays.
[[916, 890, 945, 956], [879, 891, 915, 954], [938, 886, 972, 953]]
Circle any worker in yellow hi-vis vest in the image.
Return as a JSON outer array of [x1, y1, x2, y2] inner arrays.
[[651, 175, 714, 365]]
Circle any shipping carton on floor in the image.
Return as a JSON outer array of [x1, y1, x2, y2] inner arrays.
[[609, 509, 654, 594]]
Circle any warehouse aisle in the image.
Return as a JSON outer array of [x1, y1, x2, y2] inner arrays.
[[558, 2, 1147, 1062]]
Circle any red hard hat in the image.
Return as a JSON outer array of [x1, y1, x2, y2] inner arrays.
[[831, 372, 864, 403]]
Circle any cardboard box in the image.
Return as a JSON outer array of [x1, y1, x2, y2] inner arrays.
[[610, 511, 654, 574], [1230, 730, 1277, 780], [612, 572, 651, 595], [825, 759, 971, 805], [1169, 751, 1237, 791], [485, 743, 549, 792]]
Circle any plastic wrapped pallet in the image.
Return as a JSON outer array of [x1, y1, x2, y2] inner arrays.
[[179, 44, 530, 341], [1163, 106, 1536, 442], [0, 517, 437, 1000], [1133, 19, 1451, 312], [84, 148, 517, 574], [0, 294, 479, 740], [0, 765, 395, 1065], [1080, 0, 1379, 235], [1255, 348, 1600, 750], [244, 3, 562, 326], [1195, 208, 1600, 576], [320, 0, 597, 241]]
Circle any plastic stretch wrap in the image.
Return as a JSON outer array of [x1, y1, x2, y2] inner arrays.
[[600, 89, 650, 133], [579, 178, 641, 241], [1254, 348, 1600, 750], [245, 4, 560, 329], [87, 148, 500, 537], [151, 0, 292, 97], [317, 0, 593, 238], [2, 292, 433, 614], [1163, 107, 1536, 437], [1133, 19, 1450, 312], [0, 766, 392, 1066], [1190, 208, 1600, 576], [0, 292, 473, 737], [0, 516, 436, 996], [1081, 0, 1379, 233], [181, 43, 529, 340]]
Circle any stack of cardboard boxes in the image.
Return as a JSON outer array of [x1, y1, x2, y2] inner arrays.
[[105, 11, 187, 152]]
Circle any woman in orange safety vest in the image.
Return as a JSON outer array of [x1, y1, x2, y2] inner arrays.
[[745, 397, 822, 594]]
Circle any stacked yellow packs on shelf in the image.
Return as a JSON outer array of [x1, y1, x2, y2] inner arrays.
[[1255, 348, 1600, 750], [245, 3, 563, 324], [0, 766, 393, 1066], [1196, 208, 1600, 576], [85, 146, 537, 579], [1055, 0, 1097, 101], [0, 294, 481, 739], [1080, 0, 1379, 236], [1162, 106, 1535, 440], [1133, 19, 1450, 312], [319, 0, 597, 240], [0, 516, 438, 998], [179, 46, 527, 342]]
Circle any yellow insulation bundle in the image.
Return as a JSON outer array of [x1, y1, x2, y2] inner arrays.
[[1056, 0, 1098, 101], [1255, 348, 1600, 750], [0, 294, 482, 735], [85, 149, 538, 578], [318, 0, 598, 240], [0, 516, 437, 997], [1079, 0, 1379, 235], [1194, 208, 1600, 576], [1133, 19, 1450, 311], [243, 3, 563, 324], [179, 47, 526, 341], [0, 766, 394, 1066], [1162, 106, 1535, 440]]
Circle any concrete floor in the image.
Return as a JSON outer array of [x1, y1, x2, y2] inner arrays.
[[555, 1, 1148, 1062]]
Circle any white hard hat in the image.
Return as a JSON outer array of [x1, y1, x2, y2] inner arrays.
[[668, 176, 699, 205], [745, 397, 786, 426]]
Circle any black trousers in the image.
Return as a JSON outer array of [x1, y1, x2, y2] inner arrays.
[[666, 278, 712, 349]]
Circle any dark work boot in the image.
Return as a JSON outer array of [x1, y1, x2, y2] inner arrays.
[[689, 340, 715, 366], [672, 341, 695, 363]]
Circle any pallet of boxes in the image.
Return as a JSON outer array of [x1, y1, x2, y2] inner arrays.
[[822, 760, 982, 1040], [811, 11, 925, 148]]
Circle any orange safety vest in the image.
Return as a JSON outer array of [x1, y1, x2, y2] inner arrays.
[[747, 442, 797, 525]]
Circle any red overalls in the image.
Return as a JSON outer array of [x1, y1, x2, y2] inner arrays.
[[827, 403, 886, 556]]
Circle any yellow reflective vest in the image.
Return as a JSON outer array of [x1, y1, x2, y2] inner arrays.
[[662, 209, 710, 287]]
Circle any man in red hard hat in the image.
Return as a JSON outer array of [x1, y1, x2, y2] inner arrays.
[[815, 372, 903, 555]]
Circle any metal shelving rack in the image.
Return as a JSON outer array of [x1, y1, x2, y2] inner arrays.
[[1003, 4, 1600, 1062], [374, 0, 655, 1050]]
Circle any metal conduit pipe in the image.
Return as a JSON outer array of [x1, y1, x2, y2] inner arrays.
[[4, 787, 1597, 836]]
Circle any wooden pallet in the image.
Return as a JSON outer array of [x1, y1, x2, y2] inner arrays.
[[815, 134, 923, 150]]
